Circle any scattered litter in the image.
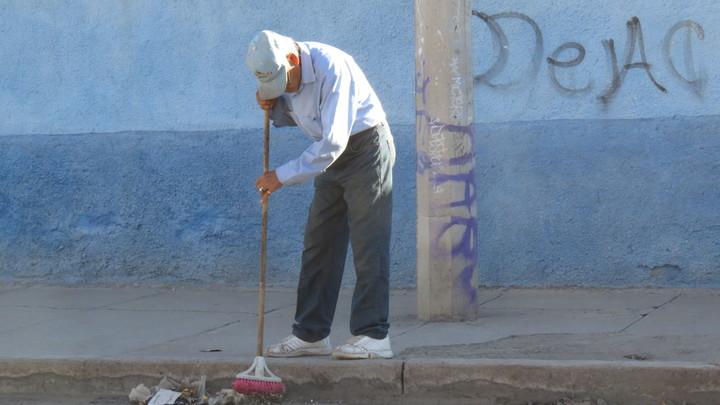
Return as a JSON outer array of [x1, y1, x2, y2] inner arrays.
[[129, 375, 244, 405], [147, 389, 182, 405], [209, 389, 245, 405], [128, 384, 153, 403], [623, 353, 651, 361]]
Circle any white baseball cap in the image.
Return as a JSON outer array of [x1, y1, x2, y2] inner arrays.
[[247, 30, 295, 100]]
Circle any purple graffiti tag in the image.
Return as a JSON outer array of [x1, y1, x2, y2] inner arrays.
[[435, 215, 478, 304], [416, 150, 431, 176], [415, 43, 478, 308], [444, 123, 474, 137], [449, 150, 475, 166], [433, 168, 477, 213], [416, 59, 431, 109], [458, 264, 478, 304]]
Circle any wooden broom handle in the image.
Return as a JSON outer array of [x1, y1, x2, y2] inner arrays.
[[257, 109, 270, 356]]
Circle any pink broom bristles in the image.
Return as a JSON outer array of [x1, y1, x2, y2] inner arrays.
[[232, 356, 286, 395], [232, 378, 286, 395]]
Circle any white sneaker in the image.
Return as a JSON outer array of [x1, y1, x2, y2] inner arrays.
[[265, 335, 332, 358], [332, 335, 393, 360]]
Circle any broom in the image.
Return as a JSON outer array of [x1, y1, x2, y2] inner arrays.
[[232, 109, 286, 395]]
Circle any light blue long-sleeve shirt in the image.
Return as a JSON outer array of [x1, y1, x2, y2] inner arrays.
[[270, 41, 386, 186]]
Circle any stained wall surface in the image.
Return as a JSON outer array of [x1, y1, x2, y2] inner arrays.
[[0, 1, 718, 287]]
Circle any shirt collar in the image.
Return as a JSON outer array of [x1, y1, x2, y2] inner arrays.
[[298, 41, 315, 89]]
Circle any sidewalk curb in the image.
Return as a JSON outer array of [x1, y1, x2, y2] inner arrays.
[[403, 358, 720, 404], [0, 358, 403, 400], [1, 358, 719, 404]]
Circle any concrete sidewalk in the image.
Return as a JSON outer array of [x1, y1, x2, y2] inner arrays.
[[0, 284, 719, 404]]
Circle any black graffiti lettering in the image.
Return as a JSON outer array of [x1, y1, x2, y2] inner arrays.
[[597, 39, 621, 105], [624, 17, 667, 93], [472, 11, 544, 89], [663, 20, 706, 97], [547, 42, 592, 96], [472, 12, 508, 87], [472, 11, 706, 106], [597, 17, 667, 104]]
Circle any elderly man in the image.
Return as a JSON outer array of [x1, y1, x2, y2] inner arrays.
[[247, 30, 395, 359]]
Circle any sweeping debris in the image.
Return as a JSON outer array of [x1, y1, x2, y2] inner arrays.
[[128, 112, 285, 405], [128, 376, 243, 405]]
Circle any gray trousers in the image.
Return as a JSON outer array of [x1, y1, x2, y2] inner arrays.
[[292, 122, 395, 342]]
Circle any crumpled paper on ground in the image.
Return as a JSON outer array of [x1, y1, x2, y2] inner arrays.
[[128, 384, 153, 404], [128, 376, 244, 405]]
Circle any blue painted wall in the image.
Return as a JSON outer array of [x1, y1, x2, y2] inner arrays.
[[476, 116, 720, 287], [471, 0, 720, 287], [0, 1, 718, 288], [0, 0, 413, 135]]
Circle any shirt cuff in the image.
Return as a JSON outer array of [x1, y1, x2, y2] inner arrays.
[[275, 164, 295, 186]]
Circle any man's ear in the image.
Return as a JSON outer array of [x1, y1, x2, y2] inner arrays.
[[287, 52, 300, 66]]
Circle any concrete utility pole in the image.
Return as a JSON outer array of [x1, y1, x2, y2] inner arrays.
[[415, 0, 478, 320]]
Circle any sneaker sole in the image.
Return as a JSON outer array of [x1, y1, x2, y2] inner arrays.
[[332, 350, 393, 360], [265, 348, 332, 358]]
